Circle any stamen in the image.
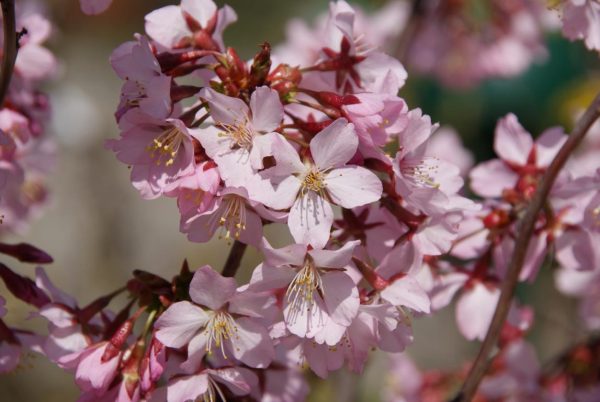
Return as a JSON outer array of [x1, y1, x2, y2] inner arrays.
[[402, 159, 440, 189], [286, 259, 324, 321], [145, 126, 185, 167], [218, 116, 254, 149], [203, 311, 238, 359], [301, 167, 326, 195], [209, 195, 247, 243]]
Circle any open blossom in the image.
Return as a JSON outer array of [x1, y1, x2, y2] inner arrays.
[[303, 0, 407, 94], [145, 0, 236, 51], [197, 86, 284, 182], [181, 186, 285, 245], [110, 35, 172, 120], [470, 113, 567, 199], [155, 265, 274, 370], [250, 239, 360, 342], [393, 109, 469, 216], [266, 118, 382, 248], [106, 110, 199, 199]]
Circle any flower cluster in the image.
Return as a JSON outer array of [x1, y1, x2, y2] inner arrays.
[[2, 0, 600, 401], [0, 4, 56, 233]]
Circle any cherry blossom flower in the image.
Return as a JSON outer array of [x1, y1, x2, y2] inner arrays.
[[250, 239, 360, 342], [196, 86, 283, 179], [470, 113, 566, 199], [145, 0, 237, 51], [106, 110, 198, 199], [155, 265, 274, 370], [110, 35, 172, 120], [266, 118, 382, 248]]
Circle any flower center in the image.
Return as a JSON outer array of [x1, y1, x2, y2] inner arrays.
[[402, 159, 440, 189], [286, 259, 323, 316], [146, 126, 185, 167], [215, 195, 247, 242], [204, 311, 238, 359], [219, 117, 254, 149], [302, 168, 326, 194]]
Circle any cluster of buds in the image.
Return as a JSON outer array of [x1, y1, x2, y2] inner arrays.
[[0, 4, 56, 233]]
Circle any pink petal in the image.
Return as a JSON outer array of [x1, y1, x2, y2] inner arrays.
[[166, 373, 209, 402], [321, 272, 360, 326], [181, 0, 217, 28], [199, 87, 249, 126], [284, 293, 329, 339], [325, 166, 382, 208], [210, 367, 256, 396], [154, 301, 208, 348], [248, 263, 296, 292], [288, 192, 334, 249], [260, 239, 307, 267], [381, 276, 431, 313], [145, 6, 190, 48], [308, 240, 359, 268], [189, 265, 237, 310], [230, 317, 274, 368], [310, 119, 358, 170], [249, 86, 283, 133], [455, 283, 500, 341], [469, 159, 518, 198], [535, 127, 567, 167], [494, 113, 533, 165]]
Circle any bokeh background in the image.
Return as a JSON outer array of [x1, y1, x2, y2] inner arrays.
[[1, 0, 597, 400]]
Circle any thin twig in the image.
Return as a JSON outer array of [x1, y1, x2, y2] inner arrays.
[[451, 91, 600, 402], [0, 0, 17, 106], [221, 240, 247, 278]]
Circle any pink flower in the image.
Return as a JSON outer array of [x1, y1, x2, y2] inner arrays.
[[110, 35, 172, 120], [249, 239, 360, 342], [562, 0, 600, 52], [266, 118, 382, 248], [470, 113, 566, 199], [106, 110, 198, 199], [310, 0, 407, 94], [155, 265, 274, 370], [456, 282, 500, 341], [80, 0, 113, 15], [393, 109, 469, 216], [181, 186, 284, 246], [145, 0, 237, 51], [196, 86, 283, 179]]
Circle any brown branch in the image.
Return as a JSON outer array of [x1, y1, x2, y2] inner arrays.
[[451, 91, 600, 402], [0, 0, 17, 106], [221, 240, 247, 278]]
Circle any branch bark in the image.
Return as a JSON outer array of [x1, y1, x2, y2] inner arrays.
[[221, 240, 247, 278], [0, 0, 17, 106], [451, 91, 600, 402]]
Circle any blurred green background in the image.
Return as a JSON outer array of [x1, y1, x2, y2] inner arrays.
[[0, 0, 596, 400]]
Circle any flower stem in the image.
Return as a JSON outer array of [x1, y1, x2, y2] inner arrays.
[[451, 91, 600, 402], [0, 0, 17, 106], [221, 240, 247, 278]]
